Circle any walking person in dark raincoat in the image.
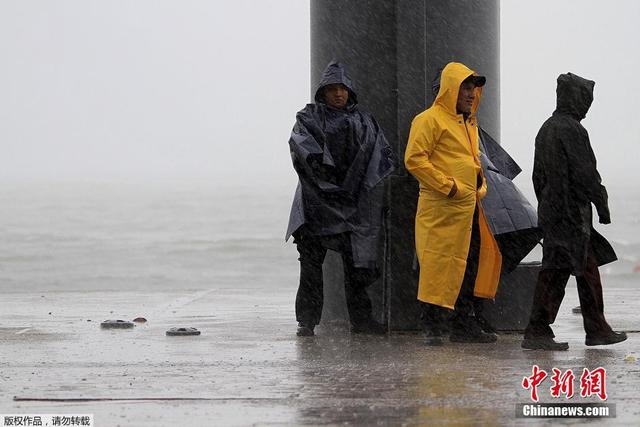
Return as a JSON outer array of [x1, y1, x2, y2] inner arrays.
[[522, 72, 627, 351], [286, 61, 396, 337]]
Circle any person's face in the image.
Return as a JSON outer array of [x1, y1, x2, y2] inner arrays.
[[324, 84, 349, 109], [456, 80, 476, 114]]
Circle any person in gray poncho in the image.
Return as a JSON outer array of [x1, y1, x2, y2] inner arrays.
[[286, 61, 396, 337]]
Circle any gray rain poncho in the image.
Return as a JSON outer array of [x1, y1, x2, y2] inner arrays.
[[479, 128, 542, 272], [286, 61, 396, 269]]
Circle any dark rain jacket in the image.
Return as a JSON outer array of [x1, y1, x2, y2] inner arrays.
[[286, 62, 396, 269], [533, 72, 616, 276], [479, 128, 541, 273]]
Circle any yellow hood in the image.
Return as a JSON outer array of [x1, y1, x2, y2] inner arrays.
[[434, 62, 483, 116]]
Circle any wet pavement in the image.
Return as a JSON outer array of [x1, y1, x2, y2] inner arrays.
[[0, 284, 638, 426]]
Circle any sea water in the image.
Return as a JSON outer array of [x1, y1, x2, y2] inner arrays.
[[0, 181, 638, 294], [0, 181, 299, 293]]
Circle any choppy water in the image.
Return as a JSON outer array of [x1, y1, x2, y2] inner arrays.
[[0, 181, 639, 293], [0, 181, 299, 292]]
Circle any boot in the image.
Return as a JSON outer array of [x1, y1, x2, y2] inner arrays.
[[585, 331, 627, 346], [450, 315, 497, 343], [296, 322, 315, 337], [475, 314, 497, 334], [521, 337, 569, 351]]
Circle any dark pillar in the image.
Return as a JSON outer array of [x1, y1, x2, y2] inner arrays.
[[313, 0, 501, 330]]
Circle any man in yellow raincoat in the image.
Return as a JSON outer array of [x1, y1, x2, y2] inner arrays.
[[405, 62, 502, 345]]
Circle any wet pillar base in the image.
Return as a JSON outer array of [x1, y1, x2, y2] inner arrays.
[[319, 259, 540, 332], [480, 262, 541, 331]]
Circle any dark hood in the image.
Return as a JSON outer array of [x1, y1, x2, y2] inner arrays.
[[314, 61, 358, 107], [555, 72, 594, 121]]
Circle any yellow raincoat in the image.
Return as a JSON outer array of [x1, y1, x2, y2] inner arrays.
[[405, 62, 502, 309]]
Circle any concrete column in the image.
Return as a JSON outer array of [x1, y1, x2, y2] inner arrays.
[[312, 0, 501, 330]]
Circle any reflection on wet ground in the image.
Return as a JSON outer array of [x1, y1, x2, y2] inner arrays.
[[0, 286, 638, 426]]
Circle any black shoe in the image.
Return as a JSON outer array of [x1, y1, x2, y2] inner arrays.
[[585, 331, 627, 346], [351, 319, 386, 335], [296, 322, 315, 337], [521, 337, 569, 351], [450, 315, 497, 343], [475, 315, 497, 334]]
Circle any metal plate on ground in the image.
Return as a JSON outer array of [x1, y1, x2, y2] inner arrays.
[[166, 327, 201, 336], [101, 320, 134, 329]]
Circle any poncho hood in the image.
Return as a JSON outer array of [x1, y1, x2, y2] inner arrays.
[[555, 72, 594, 121], [314, 61, 358, 107]]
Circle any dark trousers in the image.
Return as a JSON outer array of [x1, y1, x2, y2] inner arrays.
[[524, 252, 613, 338], [295, 233, 374, 327], [421, 206, 481, 333]]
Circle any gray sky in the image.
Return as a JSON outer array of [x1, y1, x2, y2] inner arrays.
[[0, 0, 310, 185], [1, 1, 638, 189], [501, 0, 640, 191]]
